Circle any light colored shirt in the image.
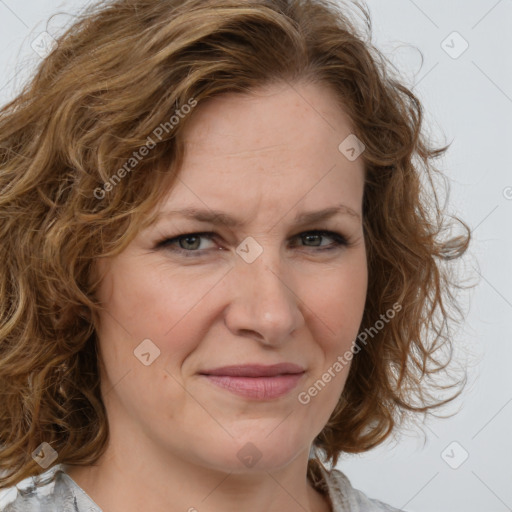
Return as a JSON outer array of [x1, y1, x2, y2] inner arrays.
[[1, 463, 406, 511]]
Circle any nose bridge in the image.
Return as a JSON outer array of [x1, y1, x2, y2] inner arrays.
[[224, 238, 303, 343]]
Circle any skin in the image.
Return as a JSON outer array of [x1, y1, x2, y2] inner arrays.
[[66, 80, 368, 512]]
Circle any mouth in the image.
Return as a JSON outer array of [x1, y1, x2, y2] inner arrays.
[[199, 363, 306, 400]]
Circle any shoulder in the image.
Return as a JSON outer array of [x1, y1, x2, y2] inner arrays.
[[0, 465, 101, 512], [318, 464, 407, 512]]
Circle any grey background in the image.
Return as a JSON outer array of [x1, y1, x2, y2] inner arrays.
[[0, 1, 511, 511]]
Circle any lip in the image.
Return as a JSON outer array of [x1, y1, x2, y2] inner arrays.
[[199, 363, 305, 377], [201, 374, 305, 400], [199, 363, 306, 400]]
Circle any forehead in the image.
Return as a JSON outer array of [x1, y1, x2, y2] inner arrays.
[[148, 81, 365, 229], [182, 80, 355, 159]]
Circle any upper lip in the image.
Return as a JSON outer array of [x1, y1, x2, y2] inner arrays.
[[199, 363, 305, 377]]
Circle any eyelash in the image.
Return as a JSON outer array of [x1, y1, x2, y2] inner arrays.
[[156, 230, 351, 258]]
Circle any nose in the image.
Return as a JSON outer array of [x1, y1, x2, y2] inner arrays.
[[223, 246, 305, 346]]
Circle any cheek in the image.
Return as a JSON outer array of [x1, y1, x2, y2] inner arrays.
[[94, 261, 206, 420], [94, 258, 223, 372], [306, 254, 368, 349], [294, 261, 367, 438]]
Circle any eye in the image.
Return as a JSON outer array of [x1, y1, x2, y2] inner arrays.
[[156, 232, 217, 255], [294, 231, 348, 249], [156, 230, 351, 258]]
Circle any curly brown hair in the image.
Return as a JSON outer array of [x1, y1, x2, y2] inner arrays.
[[0, 0, 471, 491]]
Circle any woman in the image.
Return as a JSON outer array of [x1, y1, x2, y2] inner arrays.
[[0, 0, 470, 511]]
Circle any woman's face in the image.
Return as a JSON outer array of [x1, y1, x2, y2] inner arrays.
[[93, 80, 367, 474]]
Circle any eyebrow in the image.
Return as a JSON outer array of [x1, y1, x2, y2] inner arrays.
[[155, 204, 361, 227]]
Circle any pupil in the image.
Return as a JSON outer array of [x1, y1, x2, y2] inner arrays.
[[304, 234, 320, 246], [182, 236, 199, 250]]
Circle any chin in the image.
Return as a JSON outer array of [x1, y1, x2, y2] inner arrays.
[[196, 430, 306, 474]]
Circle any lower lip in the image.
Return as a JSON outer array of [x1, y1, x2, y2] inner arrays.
[[201, 373, 305, 400]]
